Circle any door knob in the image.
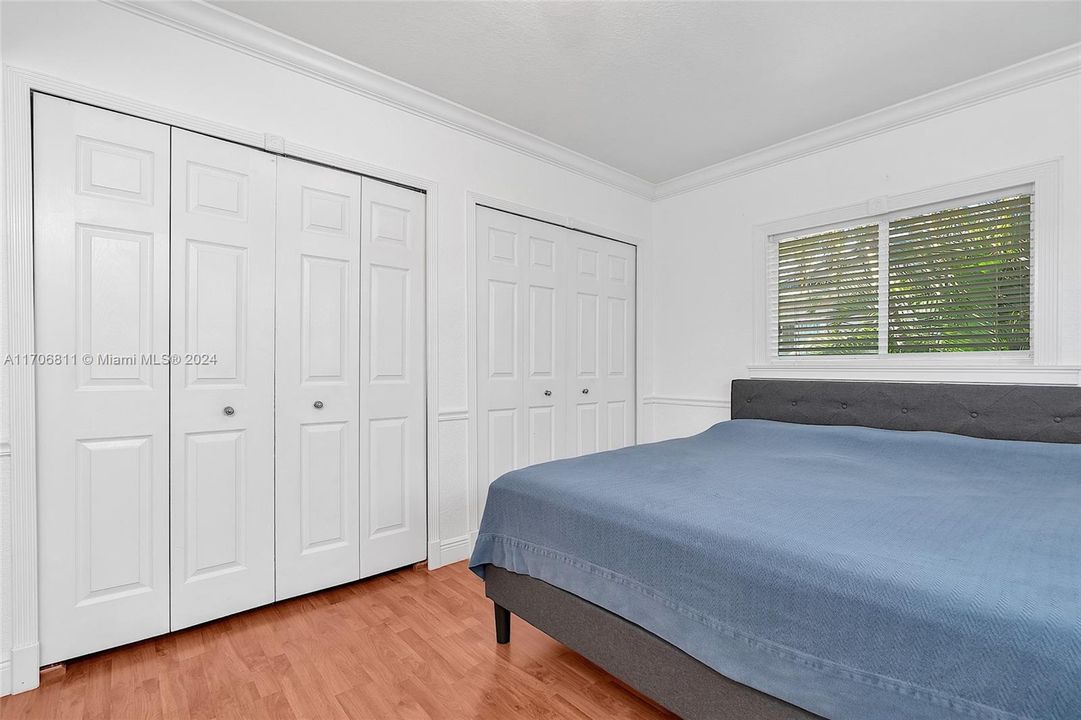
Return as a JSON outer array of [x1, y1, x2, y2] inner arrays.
[[314, 400, 324, 409], [581, 388, 589, 394], [223, 406, 235, 416], [544, 390, 552, 397]]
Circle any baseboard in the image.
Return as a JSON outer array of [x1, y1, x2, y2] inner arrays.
[[10, 643, 40, 694], [439, 534, 473, 565], [0, 657, 11, 696], [426, 533, 475, 569]]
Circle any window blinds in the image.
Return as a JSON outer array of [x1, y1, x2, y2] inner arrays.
[[776, 224, 879, 356], [888, 195, 1031, 353], [773, 192, 1033, 357]]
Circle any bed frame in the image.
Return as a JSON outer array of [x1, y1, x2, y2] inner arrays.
[[482, 379, 1081, 719]]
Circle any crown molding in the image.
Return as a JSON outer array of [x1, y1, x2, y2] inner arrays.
[[41, 6, 1081, 205], [654, 42, 1081, 200], [103, 0, 655, 200]]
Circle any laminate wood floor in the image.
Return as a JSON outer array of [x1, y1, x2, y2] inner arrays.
[[0, 562, 673, 719]]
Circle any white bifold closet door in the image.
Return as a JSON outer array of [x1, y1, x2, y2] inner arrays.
[[169, 129, 277, 630], [476, 206, 635, 515], [358, 178, 428, 576], [274, 158, 361, 599], [34, 95, 172, 664], [35, 95, 429, 662]]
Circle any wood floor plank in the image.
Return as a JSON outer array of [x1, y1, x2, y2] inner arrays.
[[0, 562, 673, 719]]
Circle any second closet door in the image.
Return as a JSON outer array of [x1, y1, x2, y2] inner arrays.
[[477, 206, 636, 515], [275, 158, 362, 599], [170, 129, 277, 629], [477, 208, 570, 516]]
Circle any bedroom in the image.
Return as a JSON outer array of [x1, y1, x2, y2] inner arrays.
[[0, 1, 1079, 718]]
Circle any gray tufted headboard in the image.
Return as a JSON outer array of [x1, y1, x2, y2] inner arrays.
[[730, 379, 1081, 444]]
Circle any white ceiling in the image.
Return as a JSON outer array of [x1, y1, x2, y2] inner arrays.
[[211, 1, 1081, 184]]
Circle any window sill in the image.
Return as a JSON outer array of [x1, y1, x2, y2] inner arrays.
[[747, 362, 1081, 386]]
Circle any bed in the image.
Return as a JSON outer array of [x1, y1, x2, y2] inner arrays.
[[469, 379, 1081, 720]]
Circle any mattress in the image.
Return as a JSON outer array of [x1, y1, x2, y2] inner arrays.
[[469, 419, 1081, 720]]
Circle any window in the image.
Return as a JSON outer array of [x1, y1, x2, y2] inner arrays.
[[777, 224, 879, 356], [888, 195, 1030, 354], [771, 191, 1032, 357]]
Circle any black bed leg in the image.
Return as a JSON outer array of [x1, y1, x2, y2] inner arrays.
[[494, 603, 511, 644]]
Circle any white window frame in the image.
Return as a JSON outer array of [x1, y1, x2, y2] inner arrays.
[[750, 160, 1080, 384]]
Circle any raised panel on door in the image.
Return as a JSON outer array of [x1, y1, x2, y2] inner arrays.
[[184, 430, 246, 580], [488, 407, 519, 482], [275, 158, 361, 600], [34, 95, 171, 663], [360, 178, 427, 576], [184, 240, 246, 384], [170, 129, 277, 630], [368, 417, 407, 536]]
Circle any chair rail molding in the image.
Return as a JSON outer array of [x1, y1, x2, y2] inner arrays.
[[653, 42, 1081, 199], [103, 0, 655, 200], [1, 64, 449, 694]]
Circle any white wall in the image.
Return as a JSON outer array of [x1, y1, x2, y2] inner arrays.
[[649, 74, 1081, 440], [2, 0, 1077, 695], [0, 0, 652, 687]]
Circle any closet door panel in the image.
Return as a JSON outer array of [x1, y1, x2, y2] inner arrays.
[[35, 95, 171, 664], [602, 240, 636, 450], [565, 232, 636, 455], [275, 158, 361, 600], [476, 207, 526, 514], [360, 178, 427, 576], [567, 235, 604, 456], [523, 218, 568, 464], [170, 129, 276, 629]]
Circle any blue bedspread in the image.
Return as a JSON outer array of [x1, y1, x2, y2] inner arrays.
[[469, 420, 1081, 720]]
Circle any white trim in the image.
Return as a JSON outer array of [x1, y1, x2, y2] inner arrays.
[[103, 0, 654, 200], [468, 192, 646, 249], [1, 65, 446, 692], [426, 532, 475, 569], [441, 534, 473, 565], [0, 658, 10, 696], [4, 65, 40, 696], [876, 220, 889, 355], [655, 43, 1081, 199], [52, 1, 1081, 205], [642, 395, 731, 409], [752, 160, 1067, 380], [8, 645, 38, 694], [748, 364, 1081, 386]]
